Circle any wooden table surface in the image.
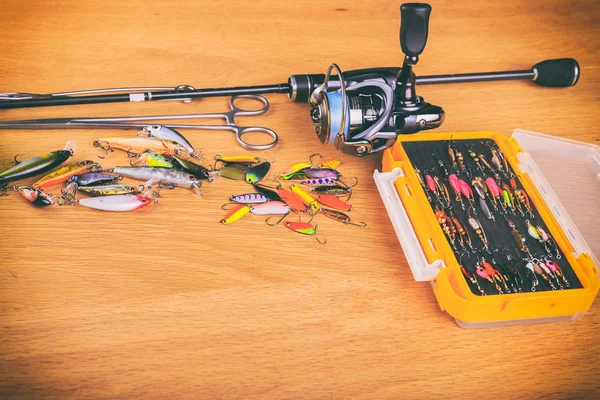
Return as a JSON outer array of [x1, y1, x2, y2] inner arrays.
[[1, 0, 599, 398]]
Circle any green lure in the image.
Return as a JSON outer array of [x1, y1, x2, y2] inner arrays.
[[0, 142, 74, 193], [245, 162, 271, 183]]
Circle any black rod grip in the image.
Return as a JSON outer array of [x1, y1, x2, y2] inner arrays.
[[532, 58, 580, 87], [400, 3, 432, 57]]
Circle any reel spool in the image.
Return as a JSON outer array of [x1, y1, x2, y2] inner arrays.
[[309, 64, 398, 156]]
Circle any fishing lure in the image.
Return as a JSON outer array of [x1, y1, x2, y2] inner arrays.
[[249, 201, 290, 215], [507, 220, 528, 253], [310, 185, 352, 198], [278, 162, 312, 180], [546, 260, 569, 287], [509, 179, 524, 216], [309, 153, 342, 169], [459, 179, 475, 210], [484, 177, 501, 210], [478, 153, 499, 179], [320, 208, 366, 227], [468, 149, 486, 176], [533, 263, 556, 290], [487, 260, 511, 293], [14, 185, 65, 207], [214, 155, 261, 170], [415, 167, 431, 201], [220, 204, 251, 224], [490, 149, 503, 172], [111, 166, 202, 195], [524, 262, 540, 291], [139, 125, 201, 158], [435, 209, 456, 249], [452, 217, 473, 252], [299, 177, 338, 186], [301, 167, 341, 180], [447, 141, 457, 168], [253, 182, 284, 202], [433, 176, 451, 208], [218, 165, 248, 181], [32, 160, 100, 189], [538, 262, 562, 289], [455, 150, 466, 175], [425, 174, 436, 193], [493, 261, 518, 293], [78, 192, 154, 212], [471, 177, 487, 199], [290, 184, 320, 213], [0, 141, 75, 194], [478, 198, 494, 221], [284, 221, 326, 244], [449, 174, 461, 199], [131, 152, 174, 168], [68, 172, 122, 186], [475, 262, 502, 293], [536, 226, 561, 259], [277, 186, 310, 214], [315, 194, 352, 211], [501, 184, 515, 211], [93, 137, 185, 158], [168, 155, 213, 181], [77, 184, 139, 197], [504, 258, 523, 293], [514, 188, 534, 218], [320, 157, 341, 169], [461, 265, 485, 295], [245, 162, 271, 183], [230, 193, 269, 204], [481, 259, 509, 293], [436, 159, 449, 178], [526, 220, 542, 242], [467, 214, 489, 252]]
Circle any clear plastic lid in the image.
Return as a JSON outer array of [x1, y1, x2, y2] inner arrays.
[[512, 129, 600, 266]]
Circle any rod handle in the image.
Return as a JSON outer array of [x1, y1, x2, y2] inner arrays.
[[532, 58, 580, 87]]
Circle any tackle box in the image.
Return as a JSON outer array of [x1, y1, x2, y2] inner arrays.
[[374, 129, 600, 328]]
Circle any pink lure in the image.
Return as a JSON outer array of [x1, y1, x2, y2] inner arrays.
[[449, 174, 461, 195], [425, 175, 436, 192], [476, 265, 489, 279], [459, 179, 473, 198], [545, 260, 559, 272], [485, 177, 501, 197]]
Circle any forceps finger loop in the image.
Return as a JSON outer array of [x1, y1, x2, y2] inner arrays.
[[236, 127, 278, 151]]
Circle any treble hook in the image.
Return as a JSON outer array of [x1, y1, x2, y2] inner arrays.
[[93, 140, 112, 159]]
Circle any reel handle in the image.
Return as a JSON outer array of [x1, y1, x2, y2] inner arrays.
[[400, 3, 432, 57]]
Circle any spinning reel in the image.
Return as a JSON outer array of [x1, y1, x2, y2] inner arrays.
[[306, 4, 443, 156], [0, 3, 580, 156]]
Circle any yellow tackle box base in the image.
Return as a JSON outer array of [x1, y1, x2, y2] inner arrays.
[[374, 130, 600, 328]]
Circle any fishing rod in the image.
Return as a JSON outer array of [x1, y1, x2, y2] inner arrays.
[[0, 3, 580, 156]]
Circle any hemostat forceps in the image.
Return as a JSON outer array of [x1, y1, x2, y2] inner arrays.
[[0, 94, 278, 151]]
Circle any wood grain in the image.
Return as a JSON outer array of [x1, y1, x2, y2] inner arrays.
[[1, 0, 599, 398]]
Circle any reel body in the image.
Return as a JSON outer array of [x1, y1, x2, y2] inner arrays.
[[295, 67, 445, 156]]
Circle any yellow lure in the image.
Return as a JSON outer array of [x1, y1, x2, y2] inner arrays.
[[290, 184, 320, 212], [220, 204, 251, 224]]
